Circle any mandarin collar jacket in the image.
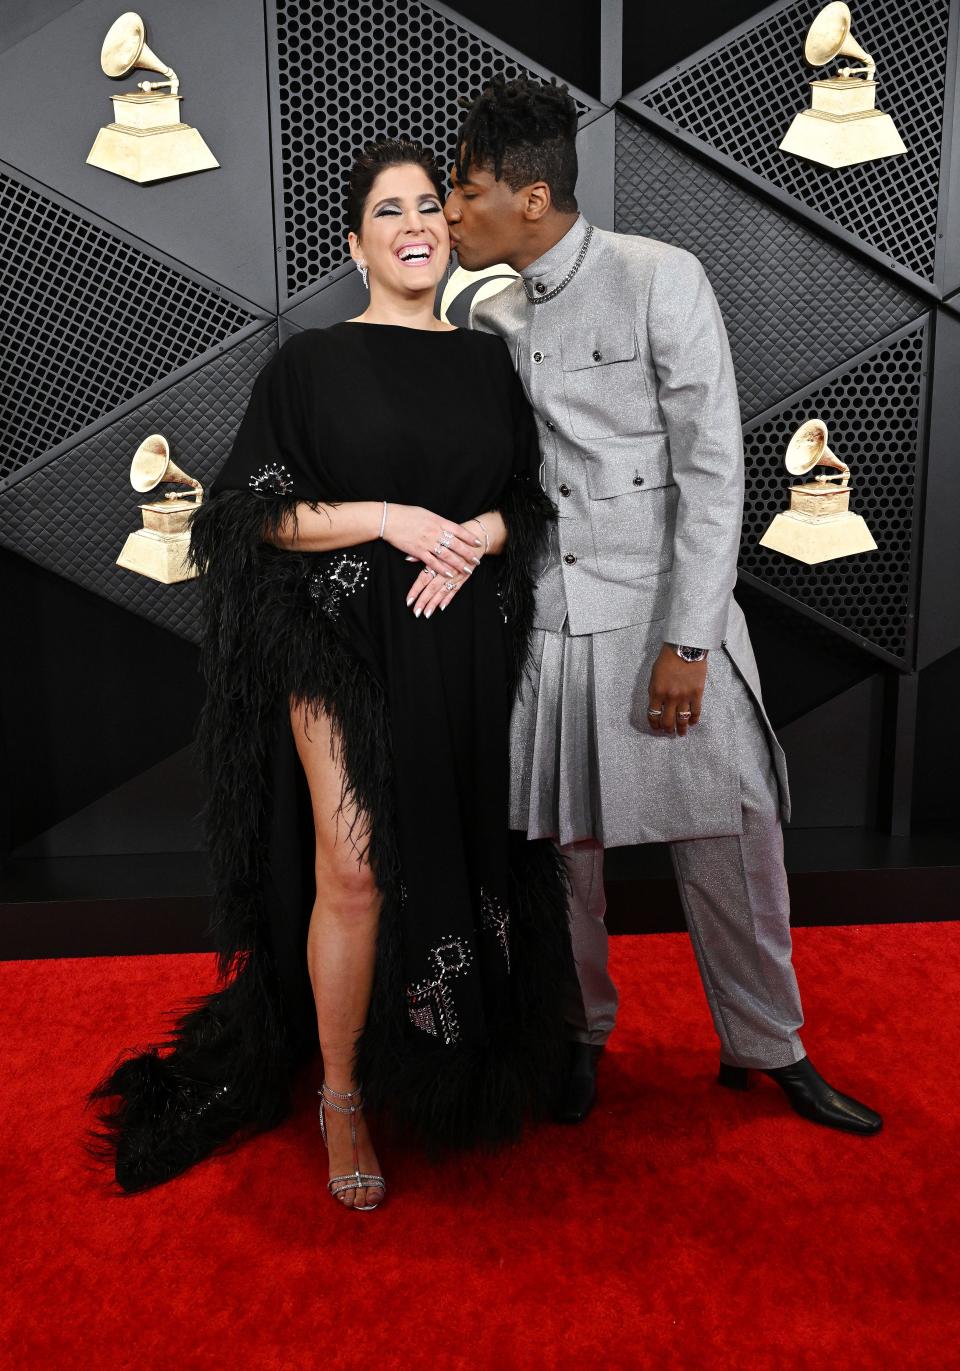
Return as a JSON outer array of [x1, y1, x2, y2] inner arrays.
[[471, 215, 745, 651]]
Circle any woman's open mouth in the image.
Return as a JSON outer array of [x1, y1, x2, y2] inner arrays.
[[395, 242, 434, 266]]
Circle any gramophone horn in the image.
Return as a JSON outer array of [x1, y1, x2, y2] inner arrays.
[[785, 419, 849, 482], [130, 434, 202, 497], [100, 11, 177, 87], [804, 2, 874, 75]]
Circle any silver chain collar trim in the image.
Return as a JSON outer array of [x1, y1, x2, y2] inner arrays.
[[523, 223, 594, 305]]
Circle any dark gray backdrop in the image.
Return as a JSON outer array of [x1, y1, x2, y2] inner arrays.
[[2, 1, 958, 945]]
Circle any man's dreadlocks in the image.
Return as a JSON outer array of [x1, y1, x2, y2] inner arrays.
[[455, 77, 579, 212]]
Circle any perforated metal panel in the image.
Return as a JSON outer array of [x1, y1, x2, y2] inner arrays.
[[0, 326, 278, 644], [631, 0, 951, 285], [614, 115, 921, 421], [0, 171, 257, 485], [274, 0, 591, 300], [740, 321, 927, 663]]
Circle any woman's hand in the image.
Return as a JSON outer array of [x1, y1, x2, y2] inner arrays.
[[406, 563, 469, 618], [382, 504, 482, 579]]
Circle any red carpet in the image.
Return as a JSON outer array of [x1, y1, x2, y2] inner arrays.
[[2, 924, 958, 1370]]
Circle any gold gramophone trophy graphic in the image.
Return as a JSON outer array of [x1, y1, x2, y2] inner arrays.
[[779, 2, 906, 168], [86, 12, 219, 183], [759, 419, 877, 565], [116, 434, 202, 583]]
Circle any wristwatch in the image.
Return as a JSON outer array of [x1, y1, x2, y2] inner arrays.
[[674, 644, 708, 663]]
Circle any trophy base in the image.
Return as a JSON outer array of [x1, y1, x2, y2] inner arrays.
[[87, 123, 219, 183], [759, 511, 877, 565], [116, 529, 197, 583], [779, 109, 906, 168]]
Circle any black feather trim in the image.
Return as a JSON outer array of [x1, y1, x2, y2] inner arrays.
[[496, 473, 557, 699], [89, 485, 571, 1192]]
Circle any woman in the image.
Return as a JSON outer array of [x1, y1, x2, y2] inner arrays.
[[91, 138, 572, 1207]]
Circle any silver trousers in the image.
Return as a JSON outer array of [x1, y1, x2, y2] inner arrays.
[[563, 693, 805, 1070]]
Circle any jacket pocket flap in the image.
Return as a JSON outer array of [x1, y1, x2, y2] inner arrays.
[[561, 325, 637, 372], [585, 446, 673, 499]]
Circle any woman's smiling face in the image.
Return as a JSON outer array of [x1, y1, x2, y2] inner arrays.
[[349, 163, 451, 297]]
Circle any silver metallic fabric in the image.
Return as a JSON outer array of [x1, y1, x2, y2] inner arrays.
[[670, 693, 805, 1070], [472, 213, 746, 648], [560, 683, 804, 1068], [560, 842, 618, 1048], [472, 216, 805, 1067], [510, 609, 788, 847]]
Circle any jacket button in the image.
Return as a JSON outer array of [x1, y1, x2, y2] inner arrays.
[[535, 282, 546, 294], [533, 350, 544, 363], [563, 553, 577, 565], [545, 420, 556, 431], [592, 349, 602, 362], [633, 475, 645, 486], [559, 484, 571, 497]]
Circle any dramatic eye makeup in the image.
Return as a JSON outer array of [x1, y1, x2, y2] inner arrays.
[[373, 197, 442, 217]]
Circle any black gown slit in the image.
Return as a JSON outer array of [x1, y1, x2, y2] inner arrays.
[[90, 322, 573, 1193]]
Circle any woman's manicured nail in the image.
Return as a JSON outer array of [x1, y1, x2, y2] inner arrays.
[[414, 608, 421, 618], [424, 608, 433, 619], [473, 538, 482, 546], [405, 598, 413, 607]]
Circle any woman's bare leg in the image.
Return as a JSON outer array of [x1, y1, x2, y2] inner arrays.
[[290, 698, 383, 1209]]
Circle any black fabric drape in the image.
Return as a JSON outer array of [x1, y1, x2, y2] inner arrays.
[[90, 324, 572, 1192]]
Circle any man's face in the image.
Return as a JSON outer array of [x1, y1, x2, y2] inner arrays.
[[444, 162, 527, 271]]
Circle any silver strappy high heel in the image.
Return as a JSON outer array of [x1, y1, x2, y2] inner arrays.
[[318, 1082, 386, 1211]]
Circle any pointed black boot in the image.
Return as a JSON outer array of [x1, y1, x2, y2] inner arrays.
[[718, 1056, 883, 1135], [554, 1043, 603, 1124]]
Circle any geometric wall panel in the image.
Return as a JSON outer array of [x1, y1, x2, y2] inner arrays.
[[0, 170, 258, 484], [614, 115, 922, 422], [274, 0, 594, 301], [631, 0, 952, 285], [739, 319, 927, 664], [0, 326, 277, 643], [0, 0, 279, 312]]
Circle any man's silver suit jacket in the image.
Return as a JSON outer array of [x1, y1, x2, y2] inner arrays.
[[472, 218, 790, 820]]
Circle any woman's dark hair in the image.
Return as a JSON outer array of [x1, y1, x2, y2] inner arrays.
[[455, 77, 579, 212], [346, 137, 445, 234]]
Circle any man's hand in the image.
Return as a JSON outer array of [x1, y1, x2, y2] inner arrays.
[[647, 644, 707, 738]]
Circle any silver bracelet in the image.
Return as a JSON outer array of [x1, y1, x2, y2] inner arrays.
[[378, 500, 388, 539], [468, 516, 489, 554]]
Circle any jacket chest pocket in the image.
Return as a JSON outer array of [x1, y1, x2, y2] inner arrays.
[[585, 445, 678, 579], [561, 325, 653, 440]]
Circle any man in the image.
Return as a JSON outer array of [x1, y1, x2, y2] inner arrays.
[[444, 77, 881, 1134]]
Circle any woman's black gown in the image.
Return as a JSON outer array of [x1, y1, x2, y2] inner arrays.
[[92, 323, 573, 1192]]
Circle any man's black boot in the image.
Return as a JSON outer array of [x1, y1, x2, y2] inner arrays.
[[718, 1056, 882, 1135], [554, 1042, 603, 1124]]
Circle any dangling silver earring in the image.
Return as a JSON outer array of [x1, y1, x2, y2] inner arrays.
[[356, 261, 368, 289]]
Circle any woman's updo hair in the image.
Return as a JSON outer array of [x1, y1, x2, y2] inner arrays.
[[346, 137, 445, 235]]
